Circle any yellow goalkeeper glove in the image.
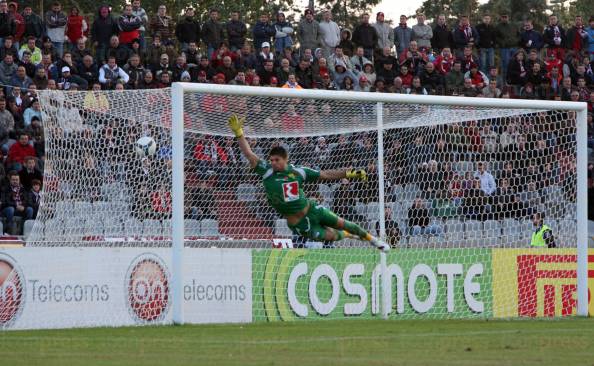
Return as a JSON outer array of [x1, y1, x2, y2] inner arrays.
[[228, 114, 245, 138], [346, 169, 367, 181]]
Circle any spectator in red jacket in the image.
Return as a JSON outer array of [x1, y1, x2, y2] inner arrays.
[[65, 6, 87, 50], [433, 47, 454, 74], [117, 4, 142, 46], [7, 2, 24, 49], [7, 133, 36, 171], [281, 104, 304, 132], [151, 185, 171, 215]]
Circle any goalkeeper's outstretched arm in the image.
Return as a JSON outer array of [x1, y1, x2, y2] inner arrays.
[[320, 169, 367, 181], [228, 114, 259, 169]]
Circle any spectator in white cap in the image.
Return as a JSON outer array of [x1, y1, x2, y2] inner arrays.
[[56, 65, 87, 90], [257, 41, 274, 67]]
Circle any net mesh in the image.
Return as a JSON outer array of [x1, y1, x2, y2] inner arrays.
[[22, 87, 579, 322], [30, 88, 577, 249]]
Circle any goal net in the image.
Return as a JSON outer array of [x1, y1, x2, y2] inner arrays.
[[7, 85, 587, 329]]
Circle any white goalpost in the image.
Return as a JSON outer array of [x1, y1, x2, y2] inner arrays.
[[1, 84, 587, 330]]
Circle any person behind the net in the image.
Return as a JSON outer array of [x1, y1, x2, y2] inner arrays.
[[228, 114, 389, 251]]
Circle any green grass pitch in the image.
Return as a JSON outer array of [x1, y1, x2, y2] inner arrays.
[[1, 319, 593, 366]]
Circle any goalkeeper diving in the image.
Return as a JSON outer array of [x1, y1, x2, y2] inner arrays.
[[228, 114, 389, 251]]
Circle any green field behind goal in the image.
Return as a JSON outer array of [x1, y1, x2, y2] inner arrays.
[[1, 319, 593, 366]]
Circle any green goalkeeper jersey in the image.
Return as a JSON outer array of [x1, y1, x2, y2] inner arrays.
[[253, 159, 321, 216]]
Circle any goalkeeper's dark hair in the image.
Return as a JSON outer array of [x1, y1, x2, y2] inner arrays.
[[269, 146, 288, 159]]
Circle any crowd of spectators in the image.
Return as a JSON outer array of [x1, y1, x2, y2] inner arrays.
[[0, 0, 591, 237]]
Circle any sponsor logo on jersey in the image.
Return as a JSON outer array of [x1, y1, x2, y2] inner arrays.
[[125, 253, 170, 323], [0, 254, 25, 328], [282, 181, 299, 202]]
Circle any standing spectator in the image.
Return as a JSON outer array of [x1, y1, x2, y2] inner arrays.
[[352, 13, 378, 60], [298, 9, 321, 55], [118, 4, 142, 48], [131, 0, 149, 50], [543, 14, 566, 60], [7, 2, 23, 49], [91, 5, 117, 64], [412, 13, 432, 51], [495, 13, 519, 80], [394, 14, 412, 56], [319, 10, 340, 58], [22, 6, 43, 43], [520, 20, 544, 52], [0, 1, 16, 48], [99, 56, 129, 89], [408, 197, 441, 236], [2, 171, 33, 234], [65, 6, 87, 51], [453, 15, 479, 55], [175, 7, 200, 53], [273, 13, 293, 56], [566, 15, 589, 54], [202, 9, 225, 59], [44, 2, 67, 58], [19, 156, 41, 190], [339, 29, 354, 57], [476, 15, 496, 75], [431, 14, 452, 52], [227, 11, 247, 52], [252, 13, 275, 52], [150, 4, 174, 43], [373, 12, 394, 56]]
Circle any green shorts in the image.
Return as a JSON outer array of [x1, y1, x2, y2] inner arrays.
[[287, 200, 339, 241]]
